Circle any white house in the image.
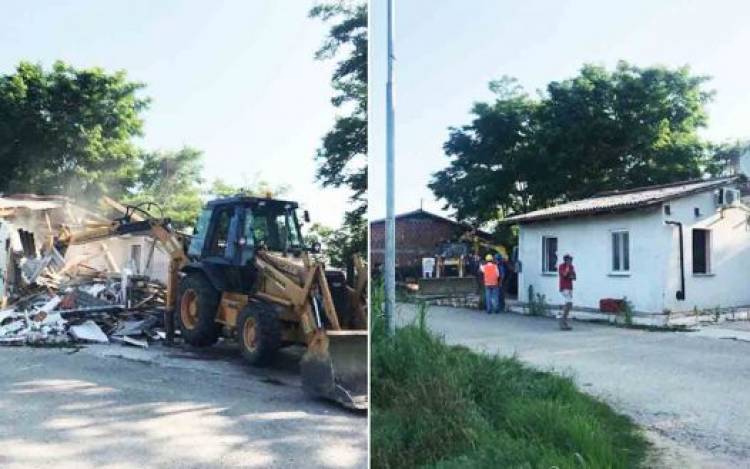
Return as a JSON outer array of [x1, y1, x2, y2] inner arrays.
[[505, 177, 750, 315]]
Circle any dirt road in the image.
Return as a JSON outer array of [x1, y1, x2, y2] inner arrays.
[[396, 303, 750, 468], [0, 342, 367, 469]]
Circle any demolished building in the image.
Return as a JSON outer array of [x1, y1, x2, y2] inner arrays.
[[0, 194, 173, 346]]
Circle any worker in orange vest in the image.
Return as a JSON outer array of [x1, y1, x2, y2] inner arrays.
[[480, 254, 501, 314]]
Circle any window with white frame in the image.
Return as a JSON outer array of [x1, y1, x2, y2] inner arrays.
[[542, 236, 558, 273], [611, 231, 629, 272], [692, 229, 711, 274]]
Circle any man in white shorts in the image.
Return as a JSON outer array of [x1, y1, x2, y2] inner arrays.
[[557, 253, 576, 330]]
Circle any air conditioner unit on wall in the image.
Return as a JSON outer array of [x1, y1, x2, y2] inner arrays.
[[716, 188, 741, 207]]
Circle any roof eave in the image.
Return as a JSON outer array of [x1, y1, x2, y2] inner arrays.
[[501, 179, 735, 225]]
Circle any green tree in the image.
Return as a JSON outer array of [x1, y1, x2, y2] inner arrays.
[[124, 147, 204, 228], [430, 62, 720, 226], [310, 1, 367, 265], [305, 221, 362, 269], [208, 174, 290, 199], [711, 140, 750, 175], [0, 61, 149, 198]]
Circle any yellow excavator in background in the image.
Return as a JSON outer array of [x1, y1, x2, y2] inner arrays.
[[57, 195, 368, 409]]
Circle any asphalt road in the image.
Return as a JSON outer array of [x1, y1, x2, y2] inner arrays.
[[0, 341, 367, 469], [396, 303, 750, 469]]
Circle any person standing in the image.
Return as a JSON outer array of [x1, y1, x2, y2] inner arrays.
[[480, 254, 500, 314], [494, 253, 506, 312], [558, 253, 576, 330], [471, 253, 484, 300]]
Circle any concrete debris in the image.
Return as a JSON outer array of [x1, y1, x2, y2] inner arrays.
[[69, 320, 109, 343], [121, 335, 149, 348], [0, 336, 25, 346], [38, 296, 62, 313], [0, 277, 167, 346], [0, 320, 26, 337], [111, 317, 159, 337], [78, 283, 108, 297]]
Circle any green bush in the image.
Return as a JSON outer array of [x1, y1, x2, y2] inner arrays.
[[371, 286, 649, 468]]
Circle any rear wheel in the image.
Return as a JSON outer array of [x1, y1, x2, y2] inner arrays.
[[238, 301, 281, 366], [178, 273, 221, 346]]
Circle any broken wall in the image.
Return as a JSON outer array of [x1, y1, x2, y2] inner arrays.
[[65, 235, 170, 284]]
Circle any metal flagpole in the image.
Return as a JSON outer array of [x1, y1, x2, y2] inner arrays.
[[384, 0, 396, 334]]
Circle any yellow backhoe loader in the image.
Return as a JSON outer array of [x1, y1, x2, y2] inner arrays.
[[57, 196, 368, 409]]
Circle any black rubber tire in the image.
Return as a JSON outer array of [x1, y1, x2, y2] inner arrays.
[[238, 301, 282, 367], [177, 273, 221, 347]]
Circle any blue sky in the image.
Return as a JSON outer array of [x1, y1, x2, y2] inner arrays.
[[369, 0, 750, 220], [0, 0, 351, 228]]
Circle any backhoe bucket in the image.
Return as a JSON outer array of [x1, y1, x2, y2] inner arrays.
[[301, 330, 368, 410]]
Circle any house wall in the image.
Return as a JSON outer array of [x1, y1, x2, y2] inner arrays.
[[662, 190, 750, 312], [518, 208, 671, 313], [65, 235, 170, 284], [519, 186, 750, 314]]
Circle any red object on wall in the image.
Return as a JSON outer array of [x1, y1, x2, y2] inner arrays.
[[599, 298, 625, 313]]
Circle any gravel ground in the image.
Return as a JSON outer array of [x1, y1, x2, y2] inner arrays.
[[395, 303, 750, 468], [0, 341, 367, 469]]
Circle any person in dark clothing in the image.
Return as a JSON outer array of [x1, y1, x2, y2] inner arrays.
[[494, 253, 506, 312]]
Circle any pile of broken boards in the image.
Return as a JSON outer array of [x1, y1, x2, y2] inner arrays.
[[0, 272, 168, 349]]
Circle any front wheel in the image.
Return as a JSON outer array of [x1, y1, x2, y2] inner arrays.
[[238, 301, 282, 366], [177, 273, 221, 347]]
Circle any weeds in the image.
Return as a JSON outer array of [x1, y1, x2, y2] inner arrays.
[[620, 298, 634, 327], [526, 285, 549, 316], [415, 300, 428, 331], [372, 286, 649, 468]]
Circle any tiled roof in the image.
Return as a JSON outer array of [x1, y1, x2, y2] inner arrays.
[[503, 177, 736, 224]]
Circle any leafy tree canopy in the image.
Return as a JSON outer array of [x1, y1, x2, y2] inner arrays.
[[123, 147, 204, 228], [430, 62, 721, 226], [208, 174, 289, 199], [310, 1, 367, 263], [0, 61, 149, 198], [305, 220, 364, 270]]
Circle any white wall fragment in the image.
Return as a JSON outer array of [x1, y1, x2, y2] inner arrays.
[[69, 320, 109, 343]]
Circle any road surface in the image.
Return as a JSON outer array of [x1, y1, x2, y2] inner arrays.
[[0, 341, 367, 469], [396, 303, 750, 468]]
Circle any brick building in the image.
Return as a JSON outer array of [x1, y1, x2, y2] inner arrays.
[[370, 209, 492, 276]]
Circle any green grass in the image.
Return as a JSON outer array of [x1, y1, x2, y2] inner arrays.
[[371, 286, 649, 469]]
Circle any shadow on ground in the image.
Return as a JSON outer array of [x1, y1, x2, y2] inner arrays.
[[0, 343, 367, 469]]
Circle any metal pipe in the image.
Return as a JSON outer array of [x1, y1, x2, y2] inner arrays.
[[665, 221, 685, 300], [384, 0, 396, 334]]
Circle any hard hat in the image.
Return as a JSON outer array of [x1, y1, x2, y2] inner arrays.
[[485, 254, 493, 261]]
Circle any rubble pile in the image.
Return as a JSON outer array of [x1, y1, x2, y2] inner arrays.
[[0, 194, 173, 348], [0, 273, 167, 348]]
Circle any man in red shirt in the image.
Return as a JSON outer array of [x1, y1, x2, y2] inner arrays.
[[558, 253, 576, 330], [480, 254, 501, 314]]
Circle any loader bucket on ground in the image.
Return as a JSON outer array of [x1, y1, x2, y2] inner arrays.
[[417, 276, 478, 296], [301, 330, 368, 410]]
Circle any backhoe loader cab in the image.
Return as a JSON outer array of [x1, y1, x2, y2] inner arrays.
[[188, 196, 307, 263], [176, 196, 368, 409]]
